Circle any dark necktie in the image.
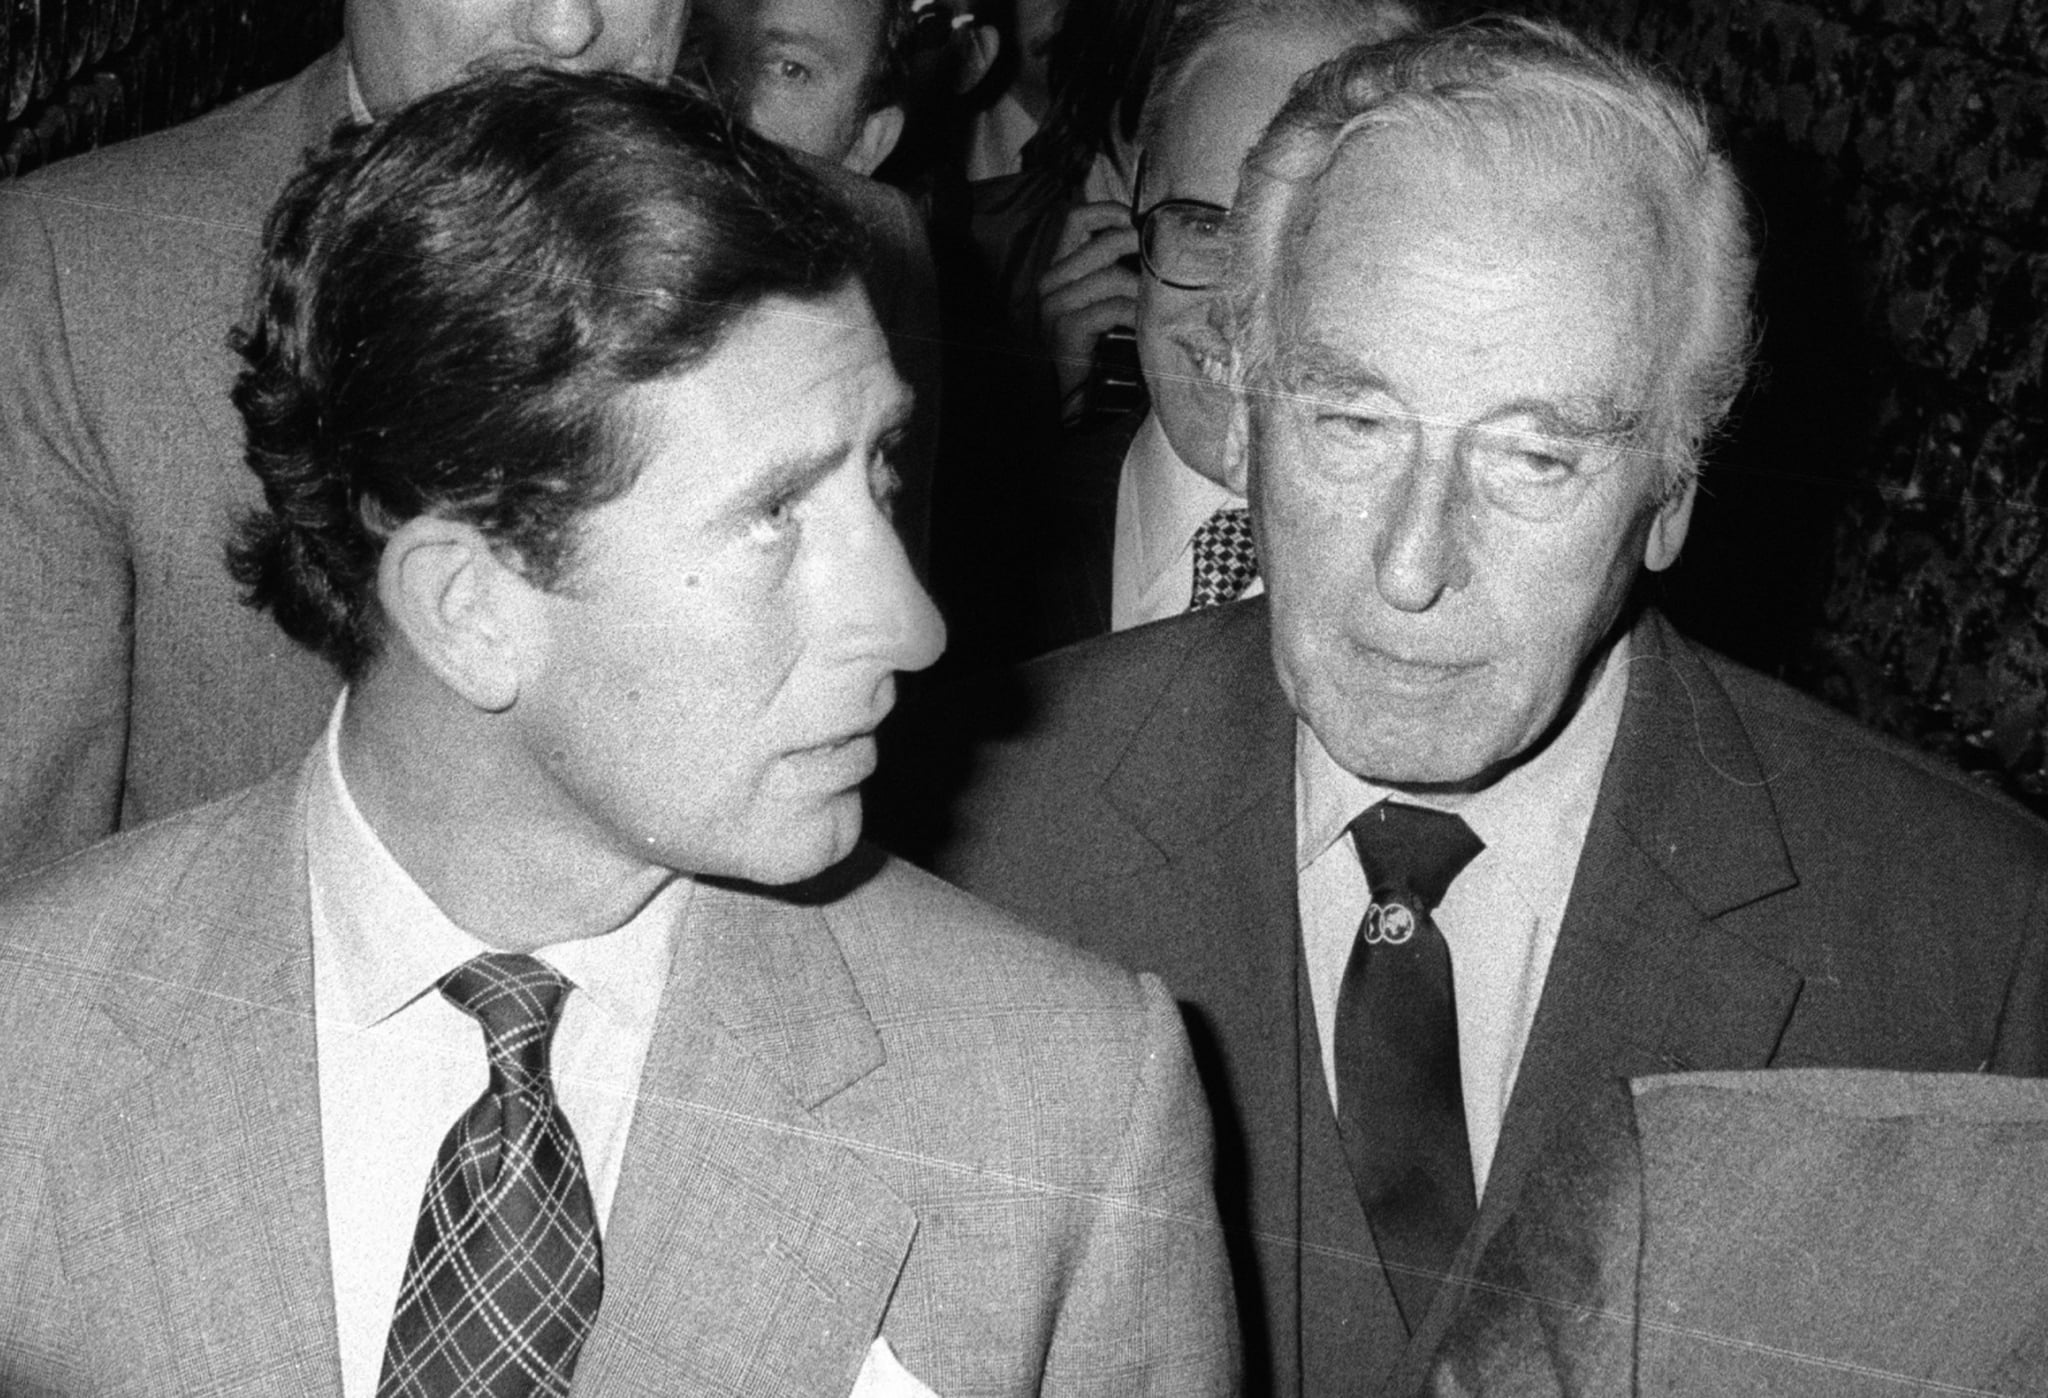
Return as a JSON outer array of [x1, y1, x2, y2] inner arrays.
[[1335, 800, 1485, 1331], [378, 954, 604, 1398], [1188, 505, 1258, 610]]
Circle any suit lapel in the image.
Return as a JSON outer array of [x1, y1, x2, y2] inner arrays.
[[1469, 613, 1805, 1275], [1096, 609, 1807, 1386], [574, 873, 916, 1398], [46, 766, 344, 1396], [1096, 602, 1405, 1393]]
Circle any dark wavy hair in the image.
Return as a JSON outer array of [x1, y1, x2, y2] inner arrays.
[[228, 67, 861, 679]]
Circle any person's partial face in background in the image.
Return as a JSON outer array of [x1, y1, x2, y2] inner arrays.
[[1249, 133, 1695, 792], [506, 284, 945, 886], [1006, 0, 1063, 117], [347, 0, 691, 115], [689, 0, 904, 174], [1136, 27, 1360, 490]]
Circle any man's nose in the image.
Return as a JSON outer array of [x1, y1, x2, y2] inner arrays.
[[1373, 432, 1473, 613], [524, 0, 605, 60], [850, 508, 948, 677]]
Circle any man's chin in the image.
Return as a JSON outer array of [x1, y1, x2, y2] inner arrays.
[[738, 805, 864, 887], [1319, 720, 1520, 795]]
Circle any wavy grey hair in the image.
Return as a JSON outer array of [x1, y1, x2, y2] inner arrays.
[[1223, 16, 1755, 491]]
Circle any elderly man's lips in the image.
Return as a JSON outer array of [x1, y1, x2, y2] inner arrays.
[[1352, 645, 1483, 685], [789, 731, 880, 784]]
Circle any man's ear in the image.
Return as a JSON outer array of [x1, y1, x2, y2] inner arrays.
[[844, 103, 905, 176], [1642, 471, 1697, 572], [376, 515, 531, 712]]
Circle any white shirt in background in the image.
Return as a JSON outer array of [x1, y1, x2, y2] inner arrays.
[[1110, 412, 1264, 631]]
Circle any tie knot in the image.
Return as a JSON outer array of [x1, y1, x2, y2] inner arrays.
[[1189, 505, 1258, 610], [1348, 800, 1484, 915], [439, 952, 570, 1084]]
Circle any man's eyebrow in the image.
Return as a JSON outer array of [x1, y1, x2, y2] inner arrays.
[[1266, 342, 1392, 409], [1485, 397, 1643, 444], [732, 395, 911, 501], [742, 443, 843, 507], [756, 25, 844, 61], [1268, 343, 1642, 442], [876, 386, 916, 438]]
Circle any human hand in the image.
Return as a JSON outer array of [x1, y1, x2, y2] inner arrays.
[[1037, 199, 1141, 417]]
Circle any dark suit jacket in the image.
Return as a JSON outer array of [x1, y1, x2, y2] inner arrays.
[[0, 757, 1236, 1395], [1425, 1069, 2048, 1397], [0, 50, 942, 876], [904, 597, 2048, 1396]]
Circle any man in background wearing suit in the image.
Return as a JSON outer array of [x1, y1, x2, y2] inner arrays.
[[0, 0, 938, 876], [0, 70, 1232, 1397], [917, 19, 2048, 1395]]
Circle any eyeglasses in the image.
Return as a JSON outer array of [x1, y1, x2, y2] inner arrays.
[[1131, 154, 1231, 292]]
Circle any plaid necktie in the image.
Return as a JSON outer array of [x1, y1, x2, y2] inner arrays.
[[1188, 505, 1258, 610], [1335, 800, 1485, 1332], [377, 954, 604, 1398]]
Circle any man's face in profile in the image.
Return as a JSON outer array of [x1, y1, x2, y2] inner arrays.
[[347, 0, 692, 114], [688, 0, 893, 171], [508, 284, 945, 886], [1250, 134, 1695, 789]]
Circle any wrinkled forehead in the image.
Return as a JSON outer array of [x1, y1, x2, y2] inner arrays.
[[1269, 126, 1675, 390]]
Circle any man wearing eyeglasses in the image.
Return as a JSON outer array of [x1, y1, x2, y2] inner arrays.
[[1030, 0, 1422, 640]]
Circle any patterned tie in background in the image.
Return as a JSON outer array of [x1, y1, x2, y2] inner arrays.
[[378, 954, 603, 1398], [1188, 505, 1258, 611], [1336, 800, 1485, 1332]]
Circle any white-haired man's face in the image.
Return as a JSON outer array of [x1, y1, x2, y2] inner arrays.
[[1249, 134, 1696, 790], [346, 0, 691, 115]]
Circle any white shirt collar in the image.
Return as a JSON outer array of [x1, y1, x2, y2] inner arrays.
[[1124, 414, 1243, 576], [307, 694, 685, 1037]]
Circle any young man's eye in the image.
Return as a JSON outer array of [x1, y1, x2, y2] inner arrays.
[[766, 57, 811, 83], [871, 458, 904, 521], [746, 493, 801, 545]]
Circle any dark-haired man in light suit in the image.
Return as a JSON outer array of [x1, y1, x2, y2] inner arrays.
[[0, 70, 1231, 1397], [906, 19, 2048, 1397], [0, 0, 940, 877]]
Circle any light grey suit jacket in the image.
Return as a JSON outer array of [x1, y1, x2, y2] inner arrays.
[[0, 49, 352, 872], [0, 50, 942, 877], [0, 759, 1236, 1395]]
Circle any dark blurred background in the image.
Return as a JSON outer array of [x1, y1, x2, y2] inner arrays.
[[4, 0, 2044, 811]]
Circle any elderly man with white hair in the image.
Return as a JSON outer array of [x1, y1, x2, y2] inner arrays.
[[918, 18, 2048, 1394]]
